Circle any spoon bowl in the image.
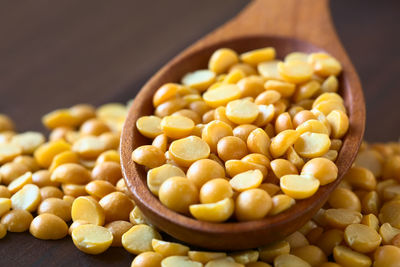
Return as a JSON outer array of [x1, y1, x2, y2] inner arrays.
[[121, 0, 365, 250]]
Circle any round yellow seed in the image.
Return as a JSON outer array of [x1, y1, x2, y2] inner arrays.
[[169, 136, 210, 167], [136, 116, 163, 139], [72, 224, 113, 254], [161, 115, 195, 139], [280, 175, 320, 199], [294, 132, 331, 158], [30, 213, 68, 240], [226, 99, 259, 124], [203, 84, 241, 108]]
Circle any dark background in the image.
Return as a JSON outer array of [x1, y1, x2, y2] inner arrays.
[[0, 0, 399, 266]]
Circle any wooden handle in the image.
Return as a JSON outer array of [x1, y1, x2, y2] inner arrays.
[[191, 0, 343, 55]]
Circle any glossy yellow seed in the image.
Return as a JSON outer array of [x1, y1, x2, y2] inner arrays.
[[379, 223, 400, 245], [159, 176, 198, 214], [122, 224, 161, 254], [217, 136, 248, 162], [132, 145, 166, 168], [275, 112, 293, 134], [247, 128, 271, 157], [294, 132, 331, 158], [1, 209, 33, 232], [344, 223, 382, 253], [48, 150, 79, 172], [223, 69, 246, 84], [313, 100, 346, 116], [214, 106, 235, 127], [296, 120, 330, 135], [188, 251, 226, 264], [327, 110, 349, 139], [156, 98, 187, 117], [225, 160, 267, 178], [254, 104, 275, 127], [190, 198, 234, 222], [152, 134, 168, 152], [240, 47, 275, 65], [301, 158, 338, 185], [72, 136, 108, 159], [343, 166, 376, 191], [10, 132, 45, 154], [0, 223, 6, 239], [308, 53, 342, 77], [153, 83, 180, 107], [37, 198, 71, 222], [30, 213, 68, 240], [0, 143, 22, 164], [333, 245, 371, 267], [162, 256, 203, 267], [274, 254, 311, 267], [237, 76, 265, 98], [104, 221, 133, 247], [229, 250, 258, 265], [200, 178, 233, 204], [147, 164, 185, 196], [72, 224, 113, 254], [169, 136, 210, 167], [0, 114, 15, 132], [270, 130, 300, 158], [324, 209, 363, 229], [131, 251, 164, 267], [34, 140, 71, 168], [225, 99, 258, 124], [136, 116, 163, 139], [209, 48, 239, 74], [0, 198, 11, 217], [280, 175, 320, 199], [203, 84, 241, 108], [232, 124, 257, 142], [71, 196, 105, 225], [51, 163, 92, 184], [187, 159, 225, 188], [129, 206, 147, 225], [374, 245, 400, 267], [269, 194, 295, 216], [235, 188, 272, 221], [182, 69, 216, 91], [230, 170, 263, 192], [328, 187, 361, 212], [316, 229, 344, 256], [8, 172, 32, 194], [257, 60, 281, 80], [42, 109, 79, 129], [264, 80, 296, 98], [161, 115, 195, 139], [270, 159, 298, 179], [259, 240, 290, 263], [291, 245, 327, 267], [151, 238, 189, 257], [321, 75, 338, 93], [99, 192, 134, 222], [293, 80, 320, 103], [85, 180, 116, 199], [11, 184, 41, 212], [277, 60, 313, 84]]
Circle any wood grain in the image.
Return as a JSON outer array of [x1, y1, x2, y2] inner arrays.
[[121, 0, 365, 250], [0, 0, 399, 265]]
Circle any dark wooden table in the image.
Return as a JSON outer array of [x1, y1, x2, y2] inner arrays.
[[1, 0, 399, 266]]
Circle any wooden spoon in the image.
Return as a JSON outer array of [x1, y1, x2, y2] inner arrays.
[[121, 0, 365, 250]]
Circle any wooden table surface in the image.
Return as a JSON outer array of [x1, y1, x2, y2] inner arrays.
[[1, 0, 399, 266]]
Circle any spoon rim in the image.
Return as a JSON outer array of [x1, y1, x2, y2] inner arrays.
[[121, 34, 365, 246]]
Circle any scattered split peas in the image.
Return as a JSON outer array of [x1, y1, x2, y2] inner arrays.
[[132, 47, 348, 223], [1, 94, 400, 265]]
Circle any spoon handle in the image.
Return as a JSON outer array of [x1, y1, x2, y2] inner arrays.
[[191, 0, 344, 57]]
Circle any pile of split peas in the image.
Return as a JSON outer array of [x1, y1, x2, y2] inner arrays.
[[133, 47, 349, 223], [0, 52, 399, 267]]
